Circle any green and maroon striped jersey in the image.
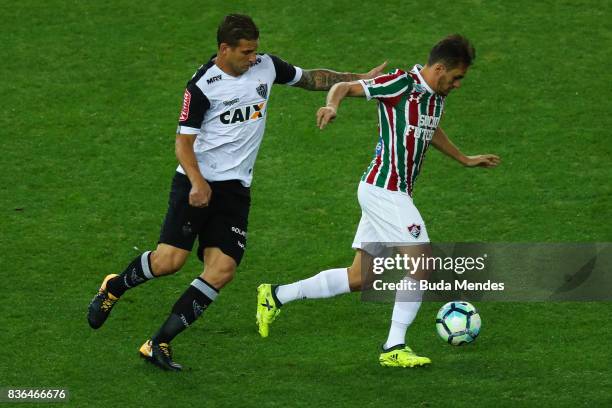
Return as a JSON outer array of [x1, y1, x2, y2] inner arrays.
[[359, 65, 445, 196]]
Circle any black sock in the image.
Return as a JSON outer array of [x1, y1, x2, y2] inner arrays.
[[107, 251, 156, 298], [153, 277, 218, 344]]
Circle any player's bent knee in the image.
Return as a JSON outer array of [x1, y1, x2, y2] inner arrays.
[[150, 248, 188, 276], [150, 256, 178, 276], [202, 261, 236, 289], [215, 262, 236, 283], [218, 269, 235, 286]]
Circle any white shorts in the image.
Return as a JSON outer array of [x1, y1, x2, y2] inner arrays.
[[352, 181, 430, 255]]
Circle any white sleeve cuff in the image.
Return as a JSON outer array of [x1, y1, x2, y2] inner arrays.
[[177, 125, 201, 135], [359, 80, 373, 101], [287, 66, 303, 86]]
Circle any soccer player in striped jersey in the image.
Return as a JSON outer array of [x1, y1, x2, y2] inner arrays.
[[257, 35, 500, 367]]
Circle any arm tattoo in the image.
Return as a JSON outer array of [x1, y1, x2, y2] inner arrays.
[[295, 69, 360, 91]]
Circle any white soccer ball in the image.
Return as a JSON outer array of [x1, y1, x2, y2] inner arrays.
[[436, 301, 481, 345]]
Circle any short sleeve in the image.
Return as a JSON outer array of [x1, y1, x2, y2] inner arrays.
[[359, 69, 411, 101], [177, 82, 210, 134], [269, 54, 303, 85]]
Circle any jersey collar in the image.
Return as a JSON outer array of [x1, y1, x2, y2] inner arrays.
[[411, 64, 435, 94]]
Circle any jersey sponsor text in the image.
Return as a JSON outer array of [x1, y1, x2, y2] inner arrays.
[[206, 75, 222, 84], [220, 103, 266, 124], [179, 89, 191, 121]]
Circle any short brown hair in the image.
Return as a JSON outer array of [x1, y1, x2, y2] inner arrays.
[[428, 34, 475, 69], [217, 14, 259, 47]]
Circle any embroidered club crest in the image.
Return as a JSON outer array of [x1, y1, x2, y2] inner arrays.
[[256, 83, 268, 99], [407, 224, 421, 239]]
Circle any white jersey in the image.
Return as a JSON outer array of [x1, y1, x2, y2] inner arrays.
[[176, 54, 302, 187]]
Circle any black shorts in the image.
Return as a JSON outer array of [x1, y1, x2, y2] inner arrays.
[[158, 172, 250, 265]]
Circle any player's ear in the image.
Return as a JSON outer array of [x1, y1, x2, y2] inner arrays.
[[219, 43, 231, 55], [433, 62, 446, 74]]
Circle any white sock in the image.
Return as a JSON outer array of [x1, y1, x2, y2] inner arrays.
[[275, 268, 350, 305], [384, 277, 423, 349]]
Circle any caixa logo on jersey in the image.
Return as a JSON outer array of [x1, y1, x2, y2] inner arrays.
[[220, 102, 266, 124]]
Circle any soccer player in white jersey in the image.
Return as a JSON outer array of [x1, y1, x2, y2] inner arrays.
[[86, 14, 387, 371], [257, 35, 500, 367]]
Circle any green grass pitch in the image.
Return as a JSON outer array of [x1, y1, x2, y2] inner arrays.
[[1, 0, 611, 406]]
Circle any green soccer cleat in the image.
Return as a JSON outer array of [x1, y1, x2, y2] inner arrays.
[[256, 284, 281, 338], [139, 339, 183, 371], [87, 274, 120, 329], [379, 344, 431, 367]]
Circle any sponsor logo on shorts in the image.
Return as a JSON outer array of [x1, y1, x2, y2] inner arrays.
[[407, 223, 421, 239], [179, 89, 191, 121], [231, 226, 246, 237], [182, 221, 194, 237]]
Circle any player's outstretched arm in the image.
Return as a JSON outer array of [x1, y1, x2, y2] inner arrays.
[[316, 81, 365, 129], [295, 61, 387, 91], [431, 127, 501, 168]]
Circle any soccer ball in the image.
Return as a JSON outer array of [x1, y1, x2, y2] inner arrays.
[[436, 301, 481, 345]]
